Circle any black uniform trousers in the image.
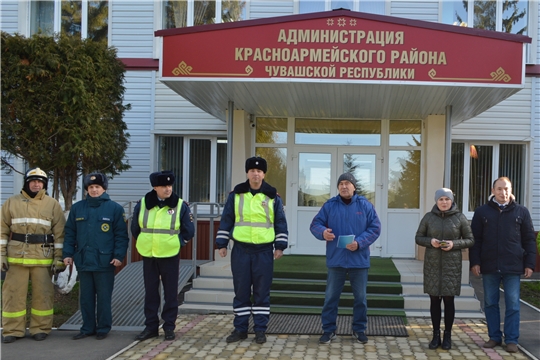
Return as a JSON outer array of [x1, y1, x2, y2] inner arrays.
[[231, 242, 274, 333], [142, 255, 179, 332]]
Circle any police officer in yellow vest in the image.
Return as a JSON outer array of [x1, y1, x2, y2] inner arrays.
[[131, 171, 194, 342], [217, 157, 289, 344], [1, 167, 65, 343]]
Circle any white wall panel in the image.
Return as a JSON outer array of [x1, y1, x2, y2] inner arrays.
[[110, 1, 155, 58], [105, 71, 154, 206], [452, 79, 532, 141], [533, 77, 540, 230], [0, 153, 16, 204], [390, 0, 438, 22], [0, 1, 18, 34], [154, 81, 227, 133], [249, 0, 294, 19]]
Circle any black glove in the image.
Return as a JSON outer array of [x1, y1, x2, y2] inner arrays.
[[1, 257, 9, 271], [51, 258, 65, 273]]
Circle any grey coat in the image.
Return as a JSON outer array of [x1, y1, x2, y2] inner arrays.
[[415, 203, 474, 296]]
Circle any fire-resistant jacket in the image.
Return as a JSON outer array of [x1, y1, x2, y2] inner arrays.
[[415, 203, 474, 296], [310, 193, 380, 269], [63, 193, 129, 272], [131, 190, 194, 258], [216, 180, 288, 251], [470, 196, 536, 274], [1, 189, 65, 266]]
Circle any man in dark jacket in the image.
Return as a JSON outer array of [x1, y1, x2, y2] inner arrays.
[[63, 173, 129, 340], [310, 172, 381, 345], [216, 157, 288, 345], [470, 177, 536, 353], [131, 171, 195, 342]]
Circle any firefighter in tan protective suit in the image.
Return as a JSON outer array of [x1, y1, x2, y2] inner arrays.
[[1, 168, 65, 343]]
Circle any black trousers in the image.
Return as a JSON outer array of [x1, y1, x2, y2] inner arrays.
[[142, 256, 179, 331]]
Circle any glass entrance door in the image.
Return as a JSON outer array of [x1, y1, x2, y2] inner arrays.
[[289, 148, 381, 255]]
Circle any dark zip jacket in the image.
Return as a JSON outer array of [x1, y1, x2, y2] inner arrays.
[[470, 196, 536, 274]]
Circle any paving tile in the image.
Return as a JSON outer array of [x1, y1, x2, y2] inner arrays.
[[111, 315, 533, 360]]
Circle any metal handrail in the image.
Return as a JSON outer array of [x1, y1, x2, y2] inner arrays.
[[188, 202, 221, 279]]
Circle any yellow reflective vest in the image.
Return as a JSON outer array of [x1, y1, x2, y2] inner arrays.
[[136, 197, 182, 258], [232, 193, 275, 244], [0, 189, 65, 267]]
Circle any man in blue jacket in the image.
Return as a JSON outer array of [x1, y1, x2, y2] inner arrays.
[[470, 177, 536, 353], [216, 157, 288, 345], [63, 173, 129, 340], [310, 172, 381, 345]]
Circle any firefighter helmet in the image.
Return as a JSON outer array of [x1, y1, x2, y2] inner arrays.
[[24, 167, 48, 189]]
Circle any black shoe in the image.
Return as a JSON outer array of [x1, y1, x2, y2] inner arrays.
[[2, 336, 19, 343], [164, 329, 175, 341], [33, 333, 48, 341], [255, 331, 266, 344], [226, 330, 248, 343], [353, 331, 368, 344], [428, 330, 441, 349], [441, 330, 451, 350], [96, 333, 108, 340], [319, 332, 336, 344], [72, 332, 93, 340], [135, 329, 159, 341]]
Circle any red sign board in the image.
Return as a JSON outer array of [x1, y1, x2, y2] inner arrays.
[[160, 12, 525, 85]]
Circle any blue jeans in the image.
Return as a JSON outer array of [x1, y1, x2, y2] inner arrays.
[[482, 273, 521, 344], [321, 267, 368, 334]]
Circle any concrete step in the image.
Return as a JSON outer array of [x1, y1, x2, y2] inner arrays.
[[192, 276, 233, 290], [181, 258, 484, 319], [198, 261, 232, 278], [401, 283, 476, 297], [184, 288, 235, 304]]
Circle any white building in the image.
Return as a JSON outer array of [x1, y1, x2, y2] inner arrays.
[[1, 0, 538, 260]]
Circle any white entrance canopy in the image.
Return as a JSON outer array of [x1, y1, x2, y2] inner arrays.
[[161, 79, 522, 125]]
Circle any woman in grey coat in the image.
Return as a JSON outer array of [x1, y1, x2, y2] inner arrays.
[[415, 188, 474, 350]]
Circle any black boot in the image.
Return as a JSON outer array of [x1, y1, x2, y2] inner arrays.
[[441, 330, 451, 350], [428, 330, 441, 349]]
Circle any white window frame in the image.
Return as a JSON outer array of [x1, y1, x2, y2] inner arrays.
[[25, 0, 111, 45], [439, 0, 537, 63]]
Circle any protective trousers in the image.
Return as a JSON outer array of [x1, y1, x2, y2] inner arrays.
[[2, 265, 54, 337], [231, 243, 274, 333]]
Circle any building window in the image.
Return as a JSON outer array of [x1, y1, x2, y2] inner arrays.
[[387, 120, 422, 209], [255, 147, 288, 206], [158, 136, 228, 205], [30, 0, 108, 43], [450, 142, 525, 215], [163, 0, 246, 28], [298, 0, 385, 14], [295, 119, 381, 146], [256, 117, 288, 144], [442, 0, 528, 34]]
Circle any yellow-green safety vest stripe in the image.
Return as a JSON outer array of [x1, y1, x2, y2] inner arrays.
[[136, 197, 182, 257], [232, 193, 275, 244]]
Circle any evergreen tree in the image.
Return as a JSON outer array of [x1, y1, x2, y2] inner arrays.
[[1, 32, 131, 210]]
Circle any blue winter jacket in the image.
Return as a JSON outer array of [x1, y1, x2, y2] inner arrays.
[[310, 194, 381, 269], [63, 193, 129, 272]]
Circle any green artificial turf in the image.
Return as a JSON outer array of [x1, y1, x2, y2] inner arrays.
[[273, 255, 401, 282]]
